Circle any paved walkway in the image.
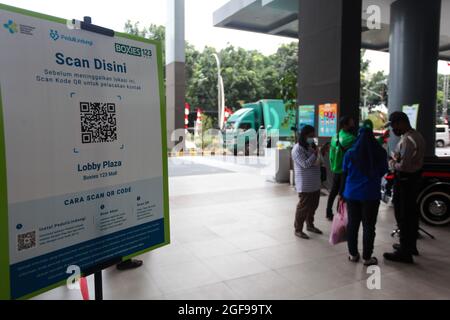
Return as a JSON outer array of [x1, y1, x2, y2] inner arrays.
[[35, 156, 450, 300]]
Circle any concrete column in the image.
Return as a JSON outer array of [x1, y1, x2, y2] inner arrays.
[[388, 0, 441, 156], [297, 0, 362, 135], [166, 0, 185, 149], [297, 0, 361, 191]]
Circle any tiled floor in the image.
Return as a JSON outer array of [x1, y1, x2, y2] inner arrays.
[[34, 156, 450, 300]]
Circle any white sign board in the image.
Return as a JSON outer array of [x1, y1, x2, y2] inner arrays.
[[402, 104, 420, 129], [0, 4, 169, 300]]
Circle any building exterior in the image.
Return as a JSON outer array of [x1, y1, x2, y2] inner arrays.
[[214, 0, 450, 156]]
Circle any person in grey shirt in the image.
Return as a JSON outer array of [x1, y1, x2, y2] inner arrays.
[[383, 112, 425, 264], [292, 125, 323, 239]]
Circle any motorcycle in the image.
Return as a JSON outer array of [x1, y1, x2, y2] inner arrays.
[[381, 157, 450, 226]]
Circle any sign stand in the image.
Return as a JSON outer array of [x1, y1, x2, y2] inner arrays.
[[77, 16, 115, 302], [94, 271, 103, 300]]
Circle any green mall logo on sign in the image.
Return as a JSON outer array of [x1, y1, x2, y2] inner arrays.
[[114, 43, 152, 59]]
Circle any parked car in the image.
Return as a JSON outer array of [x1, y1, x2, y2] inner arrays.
[[436, 124, 450, 148]]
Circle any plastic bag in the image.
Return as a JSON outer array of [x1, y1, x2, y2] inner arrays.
[[329, 199, 348, 245]]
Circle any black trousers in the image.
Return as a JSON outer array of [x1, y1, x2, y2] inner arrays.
[[393, 172, 421, 255], [347, 200, 380, 260], [326, 173, 342, 216]]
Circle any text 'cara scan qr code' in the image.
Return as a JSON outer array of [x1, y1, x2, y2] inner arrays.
[[80, 102, 118, 144]]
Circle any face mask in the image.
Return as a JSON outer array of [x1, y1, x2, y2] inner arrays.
[[307, 138, 315, 145]]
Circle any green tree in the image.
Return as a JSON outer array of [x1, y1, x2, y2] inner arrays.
[[124, 20, 165, 40], [186, 46, 218, 110], [360, 50, 389, 108], [437, 74, 448, 118], [123, 22, 389, 117], [219, 46, 269, 109], [187, 45, 278, 112], [363, 71, 388, 107], [124, 21, 167, 68], [270, 42, 298, 109]]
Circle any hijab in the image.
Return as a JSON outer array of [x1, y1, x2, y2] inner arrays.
[[349, 127, 387, 178]]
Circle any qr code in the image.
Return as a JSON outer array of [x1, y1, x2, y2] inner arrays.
[[80, 102, 117, 144], [17, 231, 36, 252]]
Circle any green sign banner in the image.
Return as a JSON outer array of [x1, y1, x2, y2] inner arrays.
[[298, 105, 315, 129]]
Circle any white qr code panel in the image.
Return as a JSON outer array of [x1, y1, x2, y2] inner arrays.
[[80, 102, 118, 144]]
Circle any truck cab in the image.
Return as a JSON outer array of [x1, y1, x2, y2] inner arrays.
[[224, 100, 295, 155]]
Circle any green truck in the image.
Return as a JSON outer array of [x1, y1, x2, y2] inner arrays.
[[223, 99, 296, 155]]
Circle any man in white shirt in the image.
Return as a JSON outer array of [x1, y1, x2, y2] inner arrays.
[[384, 112, 425, 264]]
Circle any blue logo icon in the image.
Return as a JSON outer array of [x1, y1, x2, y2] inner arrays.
[[49, 29, 59, 41], [16, 224, 23, 230], [3, 20, 18, 34]]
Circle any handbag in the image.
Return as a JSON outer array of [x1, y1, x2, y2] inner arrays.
[[329, 199, 348, 245]]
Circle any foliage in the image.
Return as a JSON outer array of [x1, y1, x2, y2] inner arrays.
[[360, 50, 388, 108], [123, 22, 298, 114], [368, 112, 387, 130], [437, 74, 449, 117], [124, 22, 444, 120], [363, 71, 388, 107], [272, 42, 298, 110], [124, 21, 166, 65], [194, 114, 219, 151]]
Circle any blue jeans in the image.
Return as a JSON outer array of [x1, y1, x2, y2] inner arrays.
[[346, 200, 380, 260]]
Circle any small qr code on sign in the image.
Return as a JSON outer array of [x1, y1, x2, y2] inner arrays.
[[80, 102, 118, 144], [17, 231, 36, 252]]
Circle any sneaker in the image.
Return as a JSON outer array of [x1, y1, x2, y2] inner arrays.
[[363, 257, 378, 266], [348, 254, 360, 263], [393, 243, 419, 256], [295, 231, 310, 239], [307, 226, 323, 235], [383, 251, 414, 264], [116, 259, 143, 271]]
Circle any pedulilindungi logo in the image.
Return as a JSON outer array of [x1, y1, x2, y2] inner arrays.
[[49, 29, 59, 41], [3, 19, 35, 36], [49, 28, 93, 46]]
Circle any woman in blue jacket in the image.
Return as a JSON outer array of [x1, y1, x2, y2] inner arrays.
[[341, 127, 388, 266]]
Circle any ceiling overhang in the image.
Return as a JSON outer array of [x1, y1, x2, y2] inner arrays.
[[214, 0, 450, 61]]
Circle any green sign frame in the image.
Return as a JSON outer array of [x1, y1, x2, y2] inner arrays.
[[0, 3, 170, 300]]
